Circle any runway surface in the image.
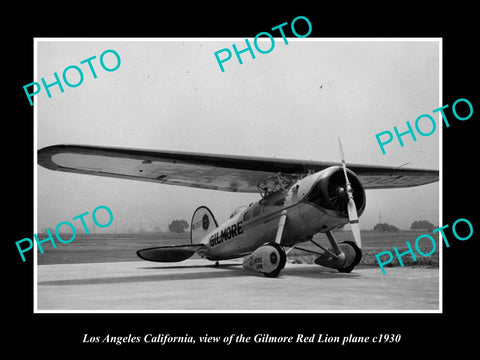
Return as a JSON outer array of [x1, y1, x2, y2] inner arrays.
[[36, 259, 440, 311]]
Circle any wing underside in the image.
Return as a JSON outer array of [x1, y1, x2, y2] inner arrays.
[[38, 144, 439, 191]]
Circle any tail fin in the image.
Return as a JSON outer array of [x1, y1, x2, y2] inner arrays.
[[190, 206, 218, 244]]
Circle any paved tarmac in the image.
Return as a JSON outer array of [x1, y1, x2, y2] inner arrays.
[[36, 259, 440, 312]]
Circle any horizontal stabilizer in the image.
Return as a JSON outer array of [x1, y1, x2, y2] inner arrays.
[[136, 244, 205, 262]]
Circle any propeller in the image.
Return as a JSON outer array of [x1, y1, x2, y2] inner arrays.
[[338, 137, 362, 248]]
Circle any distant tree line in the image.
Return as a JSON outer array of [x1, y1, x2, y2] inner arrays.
[[373, 223, 399, 232], [410, 220, 435, 231], [168, 219, 189, 233], [373, 219, 435, 232]]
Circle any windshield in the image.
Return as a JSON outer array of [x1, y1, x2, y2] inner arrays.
[[229, 205, 247, 219]]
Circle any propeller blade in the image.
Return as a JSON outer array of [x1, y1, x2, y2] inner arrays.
[[338, 137, 346, 164], [338, 137, 351, 188], [347, 199, 362, 248], [338, 137, 362, 248]]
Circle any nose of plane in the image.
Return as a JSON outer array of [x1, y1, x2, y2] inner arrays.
[[334, 185, 349, 207], [304, 166, 366, 218]]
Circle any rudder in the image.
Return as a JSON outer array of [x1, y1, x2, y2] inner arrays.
[[190, 206, 218, 244]]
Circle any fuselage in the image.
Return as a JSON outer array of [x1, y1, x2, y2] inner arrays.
[[199, 166, 366, 260]]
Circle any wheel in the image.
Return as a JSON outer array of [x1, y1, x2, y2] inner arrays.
[[336, 241, 362, 273], [243, 242, 287, 277], [262, 242, 287, 277]]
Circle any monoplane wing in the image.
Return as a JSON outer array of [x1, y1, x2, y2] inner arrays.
[[38, 144, 439, 192]]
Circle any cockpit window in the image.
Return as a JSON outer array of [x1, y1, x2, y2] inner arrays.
[[229, 205, 247, 219]]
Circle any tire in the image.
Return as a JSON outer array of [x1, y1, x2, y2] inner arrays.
[[262, 242, 287, 277], [336, 241, 362, 273]]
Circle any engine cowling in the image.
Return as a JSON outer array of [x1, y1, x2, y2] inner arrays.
[[304, 166, 366, 218], [242, 242, 286, 277]]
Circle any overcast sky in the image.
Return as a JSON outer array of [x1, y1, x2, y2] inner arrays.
[[36, 38, 440, 232]]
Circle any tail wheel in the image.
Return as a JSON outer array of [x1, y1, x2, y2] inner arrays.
[[336, 241, 362, 273]]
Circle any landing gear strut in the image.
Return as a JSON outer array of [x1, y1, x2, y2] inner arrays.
[[291, 231, 362, 273], [242, 210, 288, 278]]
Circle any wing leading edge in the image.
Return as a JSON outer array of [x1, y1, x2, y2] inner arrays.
[[38, 144, 439, 192]]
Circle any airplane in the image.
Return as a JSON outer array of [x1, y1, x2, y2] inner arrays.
[[37, 140, 439, 277]]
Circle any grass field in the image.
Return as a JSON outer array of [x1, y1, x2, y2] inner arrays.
[[36, 230, 439, 269]]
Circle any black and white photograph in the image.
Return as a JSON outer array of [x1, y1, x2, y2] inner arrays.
[[34, 38, 440, 312], [7, 7, 478, 356]]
